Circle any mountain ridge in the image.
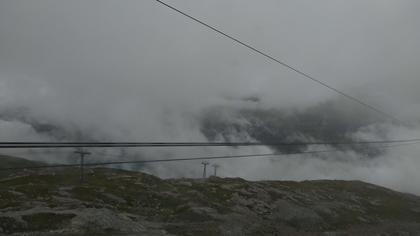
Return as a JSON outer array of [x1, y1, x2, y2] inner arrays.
[[1, 156, 420, 235]]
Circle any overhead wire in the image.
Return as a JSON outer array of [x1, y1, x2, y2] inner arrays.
[[0, 149, 350, 171], [1, 141, 419, 172], [1, 138, 420, 148], [153, 0, 404, 124]]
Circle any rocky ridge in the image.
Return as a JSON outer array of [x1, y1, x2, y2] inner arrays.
[[1, 157, 420, 235]]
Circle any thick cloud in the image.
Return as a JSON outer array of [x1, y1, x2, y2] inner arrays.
[[1, 1, 420, 193]]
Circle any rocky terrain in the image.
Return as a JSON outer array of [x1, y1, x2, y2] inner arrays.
[[1, 156, 420, 235]]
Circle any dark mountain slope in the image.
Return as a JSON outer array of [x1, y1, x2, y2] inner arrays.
[[200, 100, 384, 156], [1, 157, 420, 235], [0, 155, 45, 178]]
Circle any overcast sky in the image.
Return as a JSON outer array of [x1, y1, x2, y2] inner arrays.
[[1, 0, 420, 119], [1, 0, 420, 192]]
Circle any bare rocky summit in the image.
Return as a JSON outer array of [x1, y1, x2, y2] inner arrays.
[[1, 157, 420, 235]]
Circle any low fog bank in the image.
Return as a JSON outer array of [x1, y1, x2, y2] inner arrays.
[[1, 98, 420, 194]]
